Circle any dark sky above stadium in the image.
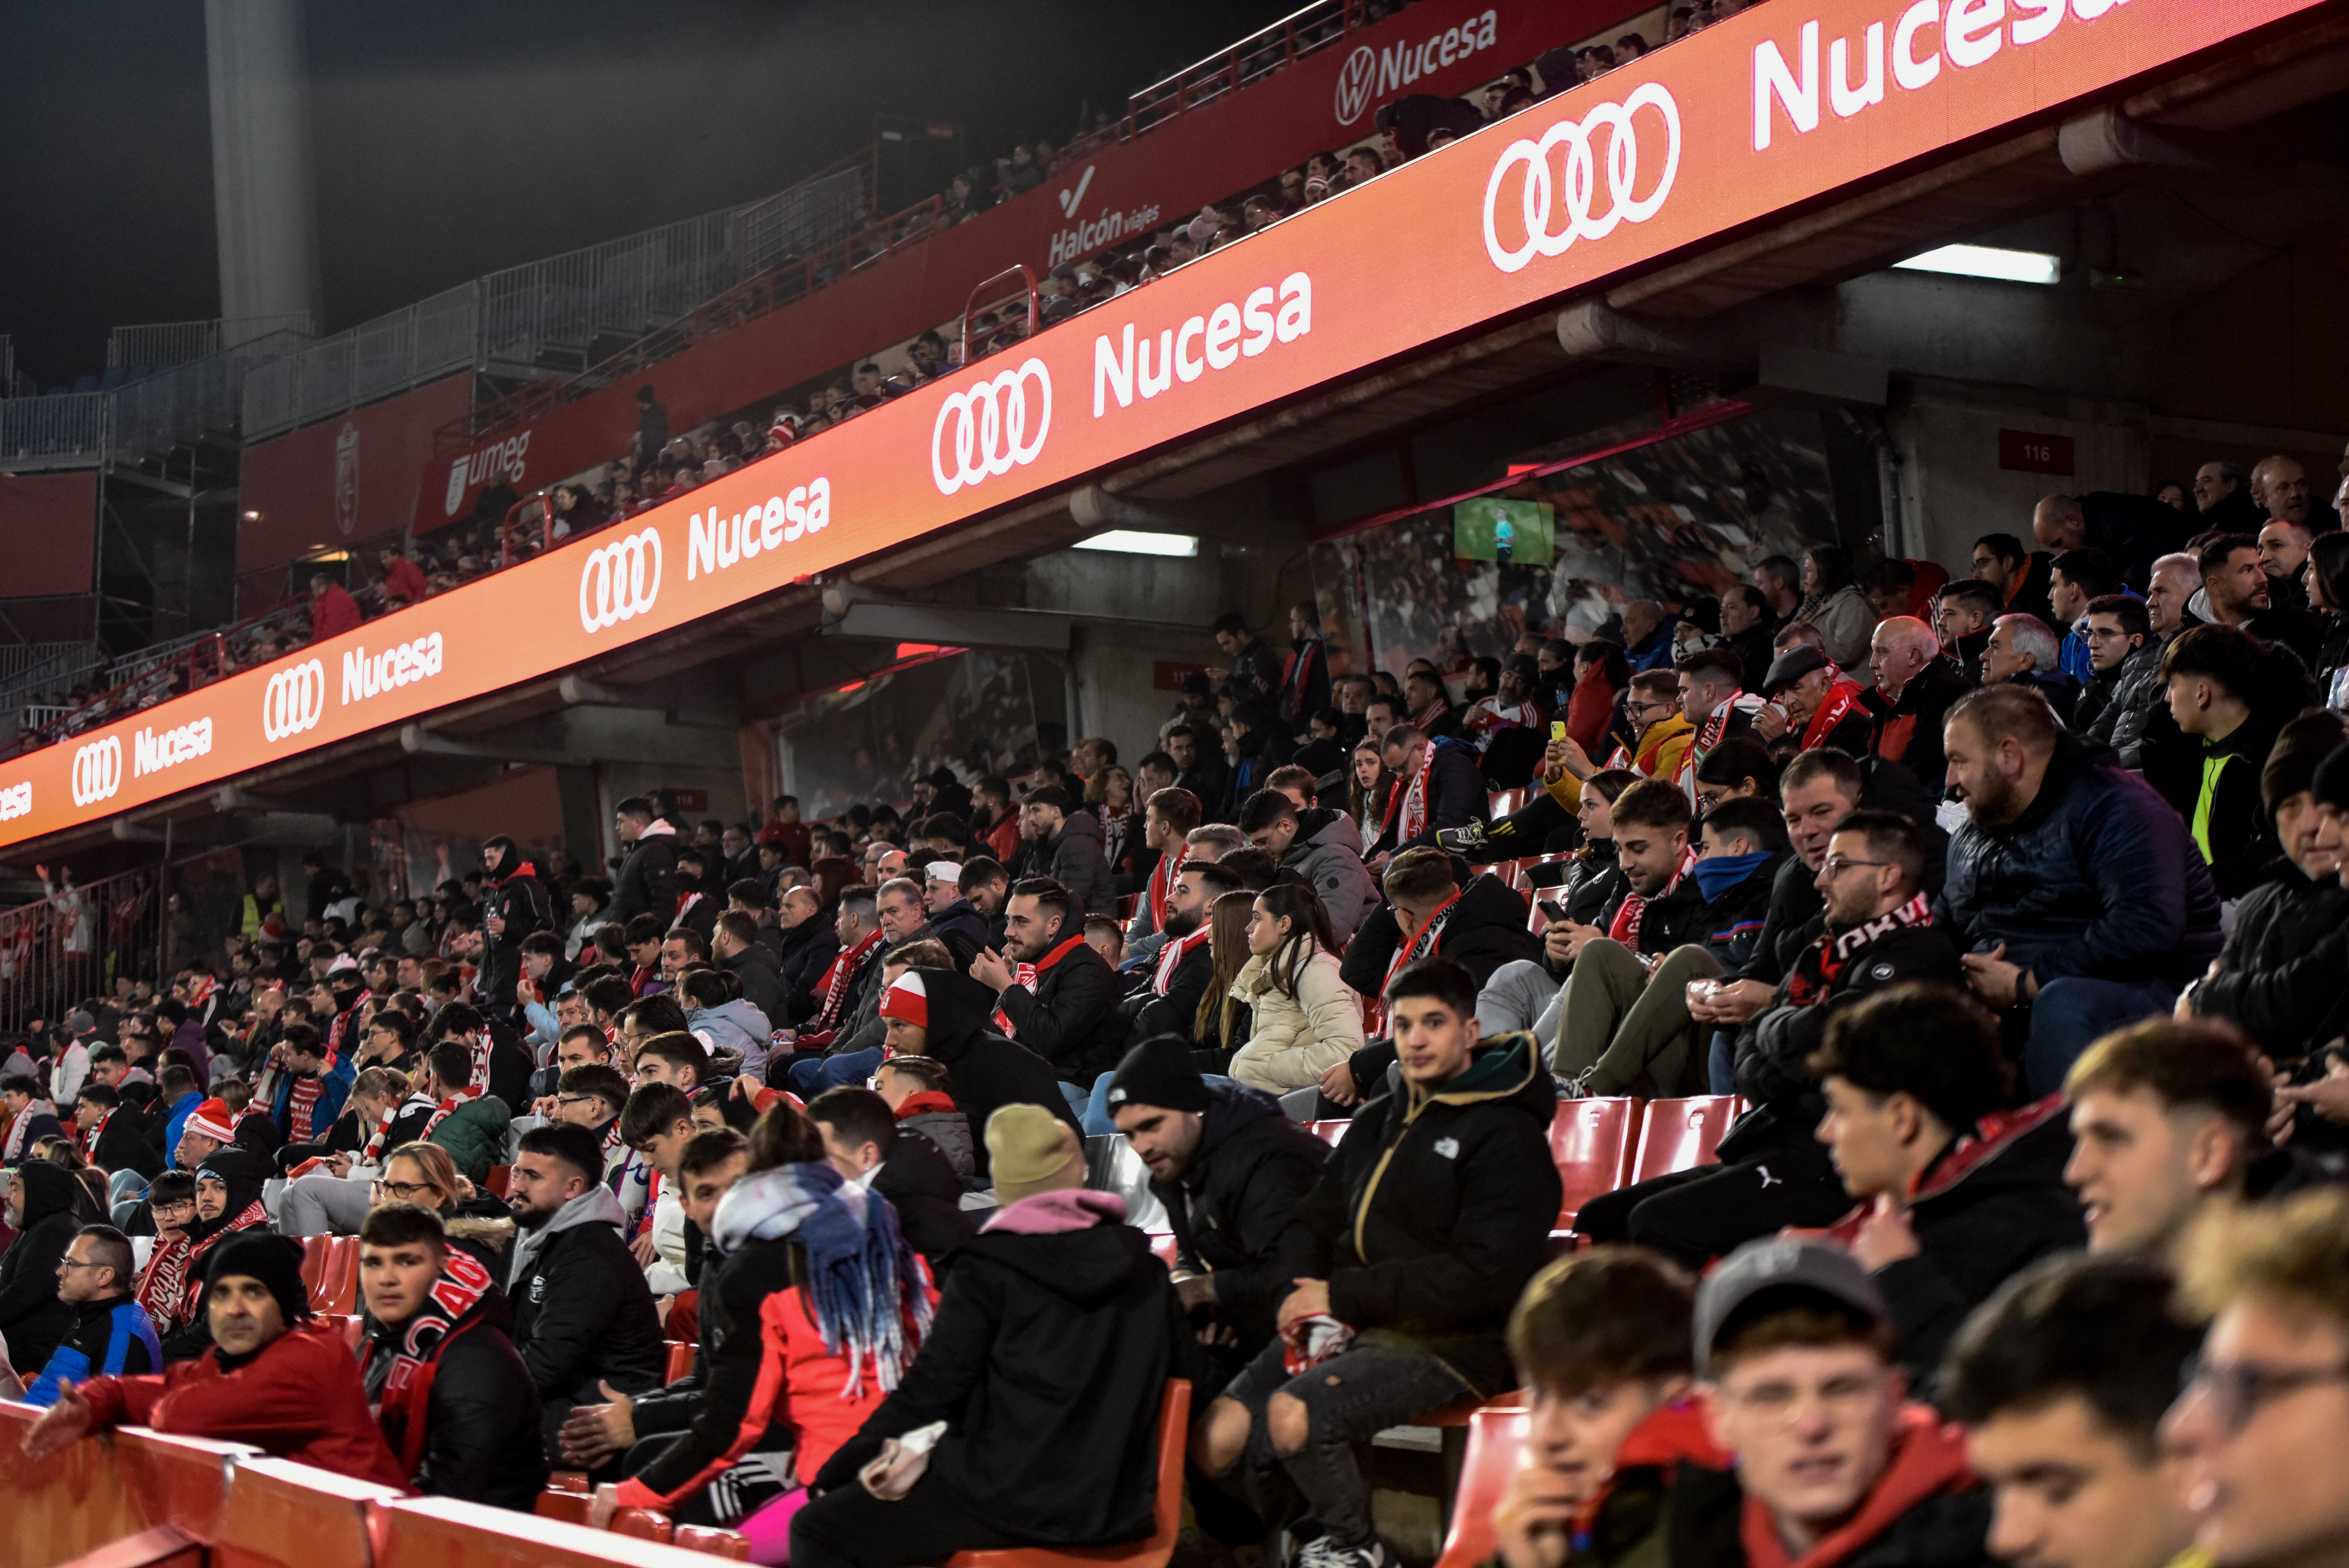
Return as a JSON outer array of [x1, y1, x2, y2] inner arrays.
[[0, 0, 1295, 382]]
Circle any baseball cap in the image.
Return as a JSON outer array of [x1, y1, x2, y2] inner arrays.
[[1691, 1237, 1888, 1376], [924, 861, 964, 885], [1762, 645, 1834, 695]]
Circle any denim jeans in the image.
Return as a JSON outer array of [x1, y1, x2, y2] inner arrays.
[[1208, 1332, 1472, 1547], [2025, 976, 2177, 1097], [788, 1046, 883, 1096]]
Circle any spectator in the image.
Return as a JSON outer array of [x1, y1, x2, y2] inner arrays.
[[786, 1103, 1183, 1568], [21, 1223, 157, 1407], [2165, 1187, 2349, 1568], [1759, 647, 1873, 755], [378, 545, 429, 606], [2060, 1018, 2285, 1264], [2161, 623, 2308, 898], [773, 885, 840, 1017], [1935, 579, 2003, 686], [357, 1203, 546, 1508], [22, 1231, 408, 1488], [1974, 531, 2057, 626], [1196, 959, 1560, 1568], [1374, 723, 1487, 860], [1795, 546, 1879, 670], [1812, 983, 2085, 1381], [1014, 786, 1115, 920], [1681, 1239, 1989, 1568], [2075, 593, 2154, 739], [1582, 809, 1962, 1266], [1276, 600, 1333, 731], [879, 968, 1082, 1179], [2192, 458, 2261, 530], [2201, 532, 2318, 666], [1863, 617, 1968, 793], [505, 1121, 667, 1459], [1209, 609, 1286, 712], [1670, 647, 1764, 788], [1938, 684, 2222, 1094], [620, 1101, 937, 1532], [2046, 549, 2124, 687], [806, 1085, 974, 1277], [1941, 1255, 2204, 1568], [791, 886, 885, 1046], [1225, 884, 1363, 1095], [1982, 614, 2080, 724], [307, 571, 363, 643], [268, 1023, 353, 1147], [1113, 859, 1243, 1048], [971, 876, 1127, 1085], [1, 1072, 63, 1160], [1491, 1249, 1714, 1568], [1, 1162, 85, 1370], [2186, 722, 2349, 1059], [1238, 789, 1378, 944], [478, 836, 553, 1010], [1124, 788, 1201, 950], [609, 796, 682, 929], [1619, 599, 1679, 673], [74, 1083, 162, 1179], [2110, 553, 2205, 804], [874, 1055, 973, 1180]]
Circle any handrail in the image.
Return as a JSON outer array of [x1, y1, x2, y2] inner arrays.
[[961, 266, 1040, 367]]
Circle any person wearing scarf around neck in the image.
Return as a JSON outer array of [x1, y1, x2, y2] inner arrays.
[[1551, 783, 1786, 1098], [1756, 647, 1874, 758], [617, 1104, 937, 1531], [160, 1148, 276, 1363], [357, 1202, 546, 1509], [785, 1105, 1182, 1568]]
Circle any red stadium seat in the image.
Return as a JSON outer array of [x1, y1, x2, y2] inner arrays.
[[664, 1342, 698, 1386], [534, 1490, 592, 1525], [297, 1236, 333, 1297], [1308, 1119, 1349, 1146], [545, 1472, 591, 1494], [1549, 1098, 1643, 1226], [1629, 1097, 1738, 1185], [946, 1380, 1190, 1568], [672, 1525, 754, 1560], [483, 1166, 512, 1199], [314, 1238, 361, 1317], [1433, 1407, 1531, 1568], [609, 1509, 674, 1544]]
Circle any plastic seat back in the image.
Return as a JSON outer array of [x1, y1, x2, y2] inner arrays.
[[1308, 1119, 1350, 1147], [671, 1525, 753, 1560], [1433, 1407, 1531, 1568], [1630, 1096, 1738, 1185], [315, 1237, 361, 1316], [664, 1342, 697, 1386], [1549, 1098, 1643, 1225]]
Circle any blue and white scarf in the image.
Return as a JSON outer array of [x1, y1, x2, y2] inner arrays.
[[711, 1162, 932, 1397]]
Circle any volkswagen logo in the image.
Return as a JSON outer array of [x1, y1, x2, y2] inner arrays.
[[1481, 82, 1681, 275], [580, 527, 664, 634], [930, 358, 1052, 498], [262, 658, 326, 744], [1333, 45, 1378, 126], [71, 736, 121, 808]]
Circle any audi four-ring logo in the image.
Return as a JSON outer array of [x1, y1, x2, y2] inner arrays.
[[263, 659, 326, 744], [71, 736, 121, 808], [931, 358, 1052, 497], [1481, 81, 1681, 275], [581, 528, 664, 634]]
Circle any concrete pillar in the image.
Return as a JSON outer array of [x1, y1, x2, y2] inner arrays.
[[205, 0, 322, 342]]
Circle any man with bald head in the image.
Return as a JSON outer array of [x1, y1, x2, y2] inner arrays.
[[1861, 617, 1967, 793], [2253, 454, 2316, 528], [2032, 492, 2184, 592]]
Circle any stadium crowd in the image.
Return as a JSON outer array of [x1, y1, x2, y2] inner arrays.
[[5, 453, 2349, 1568]]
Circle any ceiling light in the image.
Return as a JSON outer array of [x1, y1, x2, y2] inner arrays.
[[1073, 530, 1199, 557], [1893, 244, 2062, 285]]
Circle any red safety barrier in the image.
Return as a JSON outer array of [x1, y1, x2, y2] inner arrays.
[[376, 1495, 729, 1568], [212, 1456, 404, 1568], [0, 1402, 257, 1568]]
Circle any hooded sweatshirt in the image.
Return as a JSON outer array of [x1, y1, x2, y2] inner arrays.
[[809, 1187, 1183, 1544], [904, 967, 1083, 1178], [688, 998, 773, 1080], [506, 1182, 667, 1437], [1151, 1079, 1328, 1350], [0, 1162, 83, 1368]]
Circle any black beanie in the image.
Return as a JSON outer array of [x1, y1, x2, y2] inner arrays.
[[2310, 739, 2349, 815], [1105, 1034, 1211, 1115], [205, 1232, 313, 1324]]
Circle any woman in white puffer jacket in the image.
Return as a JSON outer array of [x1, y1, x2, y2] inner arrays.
[[1226, 883, 1365, 1094]]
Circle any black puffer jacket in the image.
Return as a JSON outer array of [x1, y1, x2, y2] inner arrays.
[[719, 943, 790, 1026], [506, 1188, 667, 1455], [2190, 864, 2349, 1060], [0, 1162, 80, 1369], [1275, 1031, 1561, 1395], [775, 920, 840, 1016], [1044, 813, 1118, 923], [363, 1283, 548, 1509], [1115, 935, 1216, 1048], [609, 827, 681, 930], [479, 861, 554, 1010], [873, 1130, 979, 1274], [909, 968, 1083, 1178], [1668, 1448, 1992, 1568], [1938, 733, 2221, 989], [813, 1195, 1184, 1545], [1154, 1080, 1329, 1352], [995, 936, 1128, 1082], [1734, 857, 1827, 987]]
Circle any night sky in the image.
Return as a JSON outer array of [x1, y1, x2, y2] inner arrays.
[[0, 0, 1298, 383]]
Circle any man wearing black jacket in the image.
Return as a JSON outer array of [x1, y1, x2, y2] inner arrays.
[[359, 1202, 546, 1508], [1863, 617, 1970, 795], [0, 1162, 82, 1370], [1104, 1035, 1327, 1365], [1579, 811, 1963, 1264], [885, 968, 1082, 1180], [608, 797, 681, 930], [504, 1121, 667, 1460], [807, 1086, 975, 1272], [1198, 958, 1559, 1568], [73, 1084, 164, 1180], [1111, 860, 1243, 1049], [479, 836, 553, 1011], [713, 912, 789, 1025], [971, 877, 1127, 1083], [1372, 726, 1485, 863], [772, 887, 838, 1018]]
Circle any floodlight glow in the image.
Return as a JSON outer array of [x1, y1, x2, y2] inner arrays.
[[1072, 530, 1199, 557], [1893, 244, 2062, 285]]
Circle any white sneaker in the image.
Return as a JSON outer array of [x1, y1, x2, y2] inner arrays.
[[1294, 1536, 1390, 1568]]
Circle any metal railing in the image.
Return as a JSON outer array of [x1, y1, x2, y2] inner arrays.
[[4, 600, 314, 760], [738, 162, 873, 277], [106, 314, 315, 371], [0, 866, 164, 1030], [1061, 0, 1369, 161], [0, 392, 109, 469], [241, 283, 478, 439], [107, 326, 312, 465]]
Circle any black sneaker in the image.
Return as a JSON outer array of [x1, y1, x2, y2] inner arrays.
[[1435, 822, 1488, 854]]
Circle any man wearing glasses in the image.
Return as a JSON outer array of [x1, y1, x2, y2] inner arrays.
[[2075, 596, 2153, 742], [17, 1225, 157, 1406], [2165, 1187, 2349, 1568]]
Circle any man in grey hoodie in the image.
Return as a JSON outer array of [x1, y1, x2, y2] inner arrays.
[[1238, 789, 1379, 942]]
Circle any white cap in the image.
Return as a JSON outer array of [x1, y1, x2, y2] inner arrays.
[[925, 861, 964, 884]]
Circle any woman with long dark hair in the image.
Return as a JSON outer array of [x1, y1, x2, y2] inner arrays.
[[1191, 890, 1260, 1071], [1347, 739, 1392, 855], [1227, 884, 1363, 1094]]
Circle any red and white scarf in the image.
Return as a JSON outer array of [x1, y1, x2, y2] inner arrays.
[[1607, 848, 1697, 948], [1369, 887, 1463, 1036], [1677, 692, 1766, 787], [1097, 804, 1132, 870], [811, 929, 884, 1031], [996, 934, 1093, 1036], [4, 1096, 55, 1160], [78, 1108, 112, 1161], [1152, 923, 1214, 996], [466, 1028, 494, 1090], [1144, 855, 1173, 932], [1801, 678, 1868, 750], [1382, 762, 1431, 845], [1412, 695, 1450, 730], [326, 990, 369, 1057], [136, 1235, 193, 1330], [360, 1085, 486, 1163], [178, 1200, 269, 1326], [286, 1076, 326, 1143], [366, 1245, 499, 1481], [1784, 893, 1934, 1008], [1463, 696, 1540, 747]]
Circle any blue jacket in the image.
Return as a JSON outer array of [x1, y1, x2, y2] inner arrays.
[[26, 1296, 159, 1406], [1937, 735, 2221, 990], [160, 1090, 202, 1163], [271, 1054, 356, 1142]]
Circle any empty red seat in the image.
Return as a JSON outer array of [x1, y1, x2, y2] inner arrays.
[[297, 1236, 333, 1297], [1629, 1096, 1738, 1186], [664, 1342, 698, 1386], [946, 1380, 1191, 1568], [535, 1489, 592, 1525], [1549, 1098, 1643, 1226], [609, 1509, 673, 1543], [1433, 1406, 1531, 1568], [314, 1238, 361, 1317], [1308, 1119, 1349, 1147], [483, 1166, 512, 1199]]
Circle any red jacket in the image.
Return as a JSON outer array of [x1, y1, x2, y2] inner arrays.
[[309, 584, 363, 643], [981, 809, 1021, 866], [80, 1319, 408, 1491], [381, 557, 430, 605]]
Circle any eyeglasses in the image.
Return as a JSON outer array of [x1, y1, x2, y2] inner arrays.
[[372, 1179, 437, 1202], [2179, 1350, 2349, 1434], [554, 1094, 598, 1108], [1820, 855, 1891, 878], [57, 1258, 109, 1271], [152, 1201, 196, 1218]]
